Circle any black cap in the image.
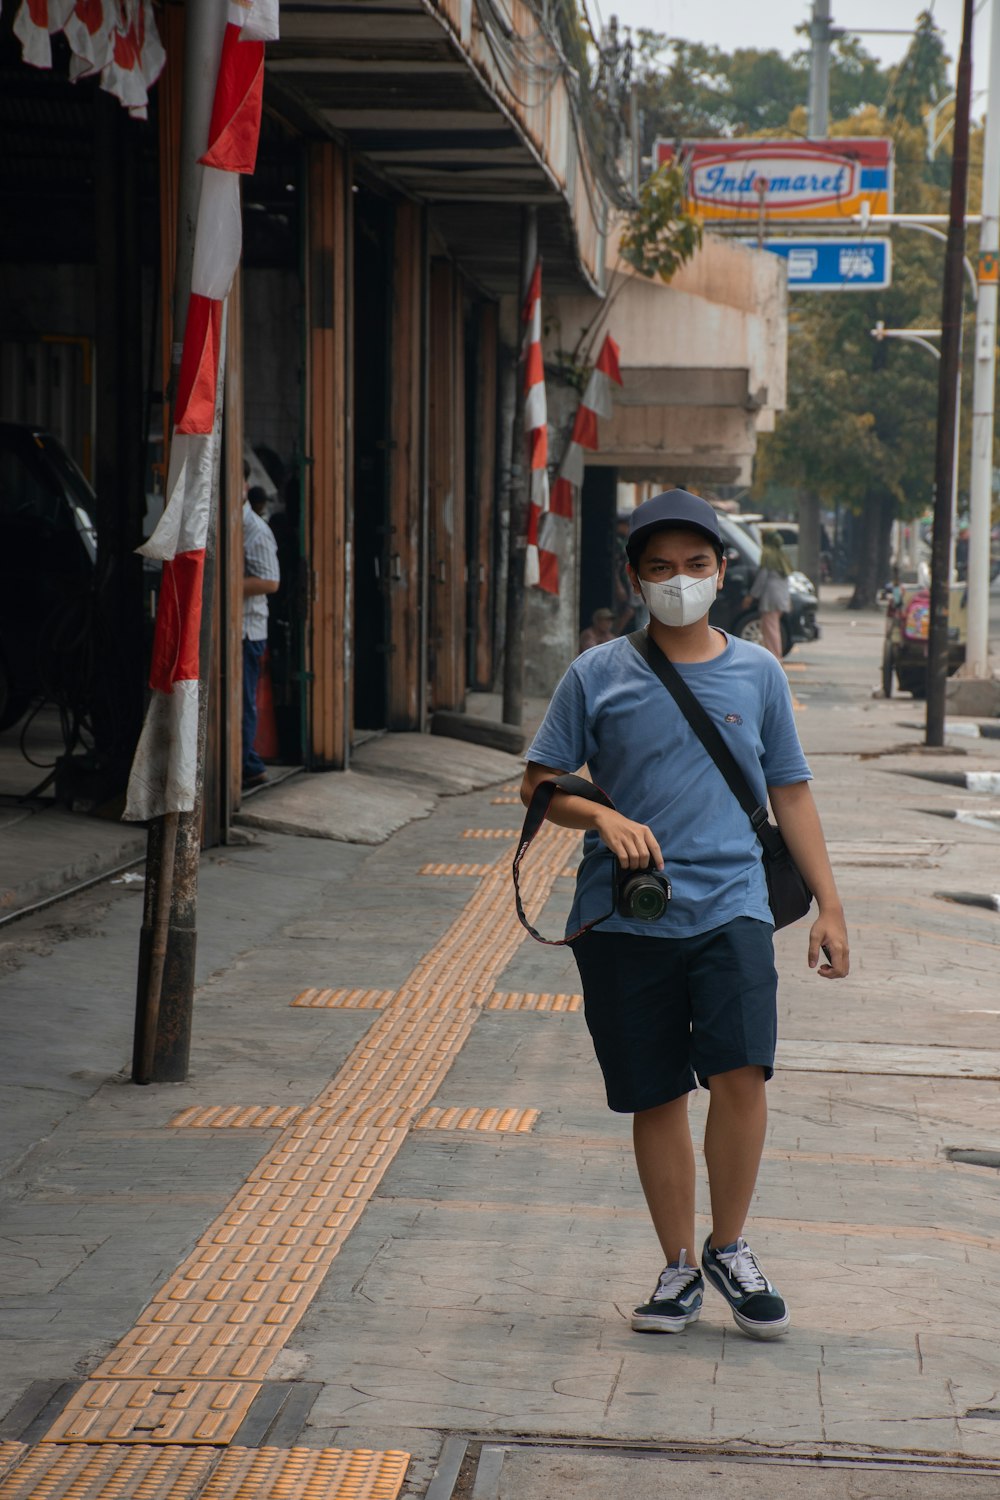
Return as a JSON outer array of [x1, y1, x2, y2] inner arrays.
[[626, 489, 722, 562]]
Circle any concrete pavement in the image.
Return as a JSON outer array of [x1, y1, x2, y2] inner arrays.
[[3, 600, 1000, 1499]]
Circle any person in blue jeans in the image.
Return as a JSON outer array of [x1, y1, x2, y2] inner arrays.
[[242, 465, 280, 788], [521, 490, 849, 1340]]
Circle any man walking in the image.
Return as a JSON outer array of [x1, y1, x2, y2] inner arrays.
[[521, 490, 849, 1339], [242, 464, 280, 789]]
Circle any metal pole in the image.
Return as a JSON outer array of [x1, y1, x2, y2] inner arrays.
[[927, 0, 975, 747], [133, 0, 229, 1083], [797, 0, 833, 594], [966, 0, 1000, 679], [808, 0, 832, 138], [501, 206, 538, 728]]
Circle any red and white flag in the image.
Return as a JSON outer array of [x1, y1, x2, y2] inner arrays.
[[551, 334, 622, 518], [10, 0, 166, 118], [123, 0, 277, 822], [522, 261, 558, 595]]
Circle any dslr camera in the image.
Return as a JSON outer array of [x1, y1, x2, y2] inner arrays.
[[614, 862, 672, 922]]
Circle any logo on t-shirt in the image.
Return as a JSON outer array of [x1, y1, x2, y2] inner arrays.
[[724, 712, 743, 725]]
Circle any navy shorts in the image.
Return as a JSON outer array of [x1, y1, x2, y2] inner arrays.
[[571, 918, 778, 1113]]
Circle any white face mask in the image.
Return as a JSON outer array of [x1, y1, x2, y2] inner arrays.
[[640, 570, 719, 628]]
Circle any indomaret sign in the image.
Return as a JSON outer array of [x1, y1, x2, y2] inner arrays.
[[654, 139, 893, 223]]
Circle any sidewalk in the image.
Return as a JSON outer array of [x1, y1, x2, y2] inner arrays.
[[3, 602, 1000, 1500]]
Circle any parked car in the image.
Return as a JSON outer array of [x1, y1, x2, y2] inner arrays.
[[881, 581, 966, 698], [712, 512, 819, 656], [0, 423, 97, 730]]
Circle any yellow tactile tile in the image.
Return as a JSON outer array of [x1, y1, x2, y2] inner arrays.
[[415, 1105, 539, 1133], [490, 794, 521, 804], [0, 1443, 217, 1500], [418, 862, 497, 876], [168, 1105, 305, 1130], [487, 990, 583, 1012], [291, 988, 395, 1009], [460, 828, 518, 839], [0, 1446, 26, 1482], [44, 1380, 261, 1445], [58, 827, 578, 1440], [199, 1446, 410, 1500]]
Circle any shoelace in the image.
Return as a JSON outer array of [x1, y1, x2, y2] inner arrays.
[[716, 1237, 768, 1293], [652, 1251, 700, 1303]]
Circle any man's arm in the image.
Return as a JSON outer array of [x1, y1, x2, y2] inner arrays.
[[767, 780, 849, 978], [520, 761, 663, 870], [243, 576, 279, 597]]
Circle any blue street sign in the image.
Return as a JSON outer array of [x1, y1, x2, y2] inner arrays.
[[744, 237, 892, 291]]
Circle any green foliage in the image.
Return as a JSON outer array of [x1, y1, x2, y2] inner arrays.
[[885, 10, 950, 127], [619, 163, 703, 281], [632, 33, 889, 150]]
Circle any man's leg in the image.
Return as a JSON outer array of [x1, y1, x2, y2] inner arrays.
[[242, 638, 266, 778], [702, 1065, 767, 1248], [633, 1095, 696, 1265]]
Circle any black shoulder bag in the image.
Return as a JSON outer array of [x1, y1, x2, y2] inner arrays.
[[627, 630, 812, 931]]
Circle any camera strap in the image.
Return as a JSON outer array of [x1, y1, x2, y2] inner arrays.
[[513, 772, 617, 946]]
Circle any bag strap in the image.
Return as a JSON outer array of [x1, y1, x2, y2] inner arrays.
[[626, 630, 784, 860], [513, 772, 616, 945]]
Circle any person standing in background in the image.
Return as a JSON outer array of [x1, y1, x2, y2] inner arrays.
[[745, 532, 792, 660], [242, 462, 280, 789], [578, 607, 616, 654]]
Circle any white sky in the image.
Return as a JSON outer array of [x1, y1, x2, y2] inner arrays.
[[602, 0, 991, 97]]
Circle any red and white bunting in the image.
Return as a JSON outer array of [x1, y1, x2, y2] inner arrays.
[[551, 334, 622, 518], [9, 0, 166, 118], [123, 0, 277, 823], [522, 260, 559, 595]]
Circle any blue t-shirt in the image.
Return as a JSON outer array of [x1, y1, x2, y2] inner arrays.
[[525, 632, 811, 938]]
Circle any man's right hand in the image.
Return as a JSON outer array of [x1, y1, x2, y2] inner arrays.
[[593, 808, 663, 871]]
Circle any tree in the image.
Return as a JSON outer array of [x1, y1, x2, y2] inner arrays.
[[633, 34, 890, 151], [886, 9, 950, 128]]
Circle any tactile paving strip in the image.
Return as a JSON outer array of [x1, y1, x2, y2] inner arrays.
[[418, 863, 496, 876], [487, 990, 583, 1012], [169, 1106, 305, 1130], [200, 1445, 409, 1500], [460, 828, 517, 839], [0, 1447, 26, 1482], [291, 987, 396, 1010], [45, 1381, 261, 1445], [0, 1443, 218, 1500], [57, 824, 577, 1439], [414, 1105, 539, 1132]]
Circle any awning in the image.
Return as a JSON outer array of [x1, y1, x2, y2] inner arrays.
[[265, 0, 609, 294]]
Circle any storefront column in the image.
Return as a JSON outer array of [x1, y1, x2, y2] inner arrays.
[[305, 141, 351, 768]]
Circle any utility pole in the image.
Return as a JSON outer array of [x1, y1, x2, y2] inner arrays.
[[798, 0, 836, 593], [133, 0, 228, 1083], [808, 0, 833, 137], [502, 207, 538, 728], [964, 0, 1000, 683], [927, 0, 975, 747]]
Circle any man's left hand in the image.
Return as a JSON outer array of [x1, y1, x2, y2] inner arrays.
[[808, 911, 849, 978]]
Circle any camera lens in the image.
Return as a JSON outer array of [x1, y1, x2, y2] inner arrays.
[[627, 877, 668, 921]]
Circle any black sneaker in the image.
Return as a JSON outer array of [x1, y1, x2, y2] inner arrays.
[[701, 1235, 790, 1339], [630, 1250, 704, 1333]]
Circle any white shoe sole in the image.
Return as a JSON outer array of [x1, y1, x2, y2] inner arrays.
[[630, 1307, 701, 1334], [732, 1308, 790, 1340]]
